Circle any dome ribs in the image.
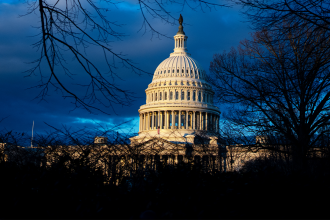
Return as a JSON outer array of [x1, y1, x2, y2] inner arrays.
[[154, 55, 205, 81]]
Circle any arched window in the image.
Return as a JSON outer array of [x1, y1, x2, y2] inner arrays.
[[170, 91, 173, 100], [152, 93, 153, 101], [203, 93, 205, 102], [193, 91, 196, 101], [160, 92, 162, 100], [198, 91, 201, 101], [155, 93, 157, 101], [181, 91, 184, 100], [187, 91, 190, 101], [165, 92, 167, 100], [176, 91, 179, 100]]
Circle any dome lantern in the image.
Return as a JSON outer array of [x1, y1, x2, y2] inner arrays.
[[171, 14, 189, 57]]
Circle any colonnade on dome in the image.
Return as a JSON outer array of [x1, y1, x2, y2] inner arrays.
[[146, 87, 214, 104], [139, 110, 219, 132]]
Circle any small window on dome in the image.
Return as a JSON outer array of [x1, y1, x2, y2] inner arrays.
[[186, 69, 188, 73], [172, 69, 174, 73], [182, 69, 184, 73], [177, 69, 179, 73], [161, 71, 162, 74]]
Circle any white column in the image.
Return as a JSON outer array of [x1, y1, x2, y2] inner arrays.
[[193, 111, 196, 130], [151, 112, 154, 130], [205, 112, 208, 131], [167, 111, 169, 129], [171, 110, 174, 129], [158, 111, 160, 129], [179, 110, 181, 129], [165, 111, 167, 129]]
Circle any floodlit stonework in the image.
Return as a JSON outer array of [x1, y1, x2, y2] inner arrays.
[[130, 15, 221, 144]]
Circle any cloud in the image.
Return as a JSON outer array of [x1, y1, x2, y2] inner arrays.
[[0, 1, 251, 135]]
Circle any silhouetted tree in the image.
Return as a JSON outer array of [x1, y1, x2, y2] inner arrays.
[[237, 0, 330, 33], [209, 21, 330, 172]]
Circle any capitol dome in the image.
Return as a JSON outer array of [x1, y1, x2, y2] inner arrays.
[[153, 56, 205, 81], [130, 15, 220, 144]]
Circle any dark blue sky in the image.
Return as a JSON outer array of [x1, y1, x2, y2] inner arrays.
[[0, 0, 251, 139]]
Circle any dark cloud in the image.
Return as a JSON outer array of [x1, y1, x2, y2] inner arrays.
[[0, 1, 251, 139]]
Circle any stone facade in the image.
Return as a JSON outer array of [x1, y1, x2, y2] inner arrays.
[[1, 138, 325, 180]]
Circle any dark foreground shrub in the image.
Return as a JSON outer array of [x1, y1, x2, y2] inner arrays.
[[2, 156, 330, 219]]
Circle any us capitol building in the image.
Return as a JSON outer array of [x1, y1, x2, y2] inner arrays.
[[130, 15, 221, 145], [1, 16, 285, 178]]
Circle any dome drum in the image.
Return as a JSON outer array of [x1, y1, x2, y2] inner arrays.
[[137, 110, 220, 134]]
